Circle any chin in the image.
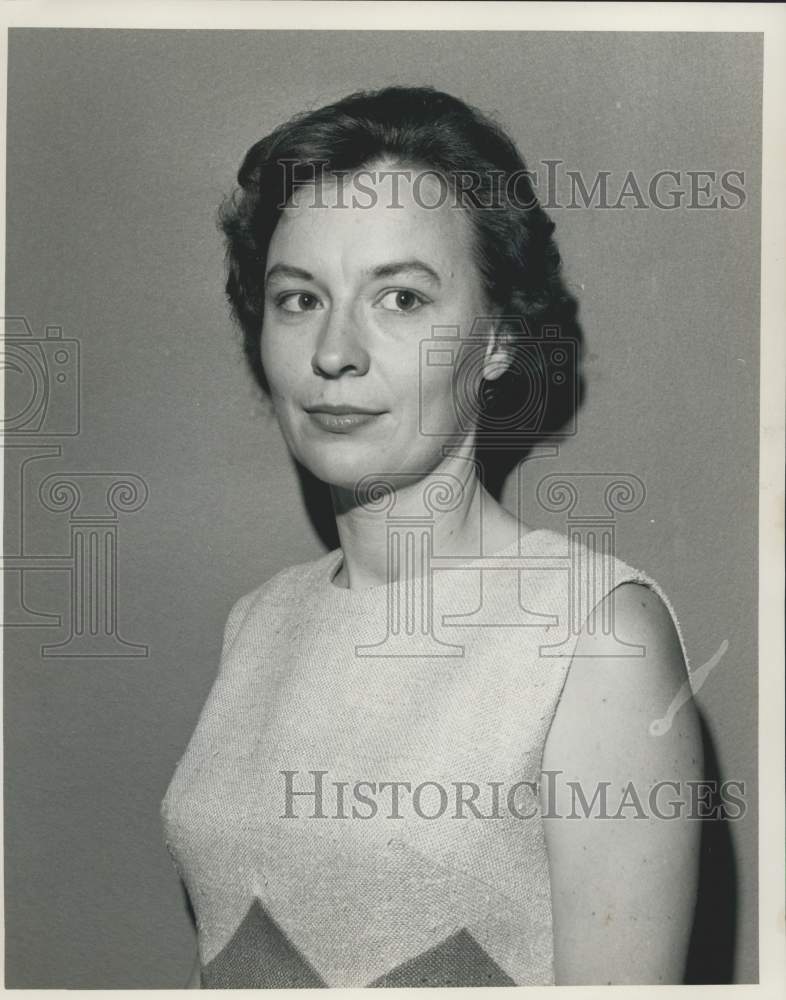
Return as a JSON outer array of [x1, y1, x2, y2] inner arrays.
[[298, 444, 440, 494], [297, 445, 391, 492], [322, 456, 460, 500]]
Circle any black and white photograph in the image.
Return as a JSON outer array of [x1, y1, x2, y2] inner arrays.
[[2, 1, 783, 992]]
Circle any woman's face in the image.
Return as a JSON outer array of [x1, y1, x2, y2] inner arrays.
[[260, 164, 500, 491]]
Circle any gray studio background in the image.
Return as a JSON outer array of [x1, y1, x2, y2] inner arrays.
[[4, 30, 760, 986]]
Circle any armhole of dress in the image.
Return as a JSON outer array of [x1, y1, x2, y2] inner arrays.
[[546, 563, 694, 751], [614, 567, 693, 678], [609, 566, 692, 688]]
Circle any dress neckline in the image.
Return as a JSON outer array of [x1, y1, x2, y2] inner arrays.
[[320, 527, 551, 601]]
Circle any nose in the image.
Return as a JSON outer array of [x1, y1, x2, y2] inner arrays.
[[311, 303, 370, 379]]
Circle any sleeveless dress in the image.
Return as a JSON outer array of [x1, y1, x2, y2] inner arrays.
[[160, 527, 689, 988]]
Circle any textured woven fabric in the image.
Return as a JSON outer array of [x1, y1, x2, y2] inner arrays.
[[161, 528, 689, 987]]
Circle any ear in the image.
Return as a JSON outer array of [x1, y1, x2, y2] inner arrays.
[[482, 319, 514, 382]]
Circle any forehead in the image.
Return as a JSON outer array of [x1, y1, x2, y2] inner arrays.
[[269, 168, 477, 275]]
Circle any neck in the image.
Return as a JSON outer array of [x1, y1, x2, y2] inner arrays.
[[328, 442, 525, 590]]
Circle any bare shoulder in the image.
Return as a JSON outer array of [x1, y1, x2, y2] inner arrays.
[[544, 582, 698, 767], [575, 580, 687, 682]]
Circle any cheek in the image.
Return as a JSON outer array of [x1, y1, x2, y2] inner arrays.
[[413, 338, 486, 436], [398, 342, 450, 397], [416, 357, 461, 430]]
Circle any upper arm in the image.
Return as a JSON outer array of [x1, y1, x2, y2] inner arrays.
[[541, 582, 703, 985]]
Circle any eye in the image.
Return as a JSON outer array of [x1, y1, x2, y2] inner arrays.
[[276, 292, 322, 313], [376, 289, 429, 313]]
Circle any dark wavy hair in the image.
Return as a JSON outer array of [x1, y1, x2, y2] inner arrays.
[[218, 85, 581, 438]]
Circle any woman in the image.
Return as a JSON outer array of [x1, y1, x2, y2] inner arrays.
[[161, 86, 702, 988]]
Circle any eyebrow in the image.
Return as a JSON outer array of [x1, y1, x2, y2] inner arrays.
[[264, 259, 442, 288], [368, 259, 442, 286], [265, 263, 315, 285]]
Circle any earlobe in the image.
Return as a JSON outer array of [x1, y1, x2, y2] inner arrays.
[[482, 347, 512, 382], [480, 316, 513, 382]]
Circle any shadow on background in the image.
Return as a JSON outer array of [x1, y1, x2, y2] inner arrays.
[[684, 710, 738, 983], [297, 462, 340, 552]]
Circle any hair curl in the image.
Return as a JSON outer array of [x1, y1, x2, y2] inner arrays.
[[218, 85, 580, 434]]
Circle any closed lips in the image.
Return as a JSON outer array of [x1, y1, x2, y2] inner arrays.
[[305, 405, 384, 414], [305, 407, 385, 433]]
